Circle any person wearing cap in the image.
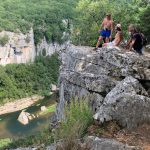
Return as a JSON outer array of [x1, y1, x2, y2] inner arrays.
[[103, 23, 123, 47], [94, 13, 114, 50]]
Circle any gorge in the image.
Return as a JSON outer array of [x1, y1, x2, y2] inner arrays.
[[0, 0, 149, 149]]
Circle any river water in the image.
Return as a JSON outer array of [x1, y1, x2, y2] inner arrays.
[[0, 94, 57, 139]]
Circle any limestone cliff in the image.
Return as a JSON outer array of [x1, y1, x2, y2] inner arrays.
[[36, 37, 70, 57], [57, 45, 150, 129], [0, 30, 67, 65], [0, 29, 35, 65]]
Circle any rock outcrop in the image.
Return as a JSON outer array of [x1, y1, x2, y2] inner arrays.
[[57, 45, 150, 129], [0, 29, 35, 65], [85, 136, 143, 150], [36, 37, 70, 57], [17, 111, 31, 125]]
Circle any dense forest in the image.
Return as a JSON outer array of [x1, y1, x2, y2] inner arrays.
[[0, 54, 60, 104], [0, 0, 149, 102], [0, 0, 77, 44], [0, 0, 149, 46]]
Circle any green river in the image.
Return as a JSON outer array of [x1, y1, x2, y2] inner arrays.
[[0, 95, 57, 139]]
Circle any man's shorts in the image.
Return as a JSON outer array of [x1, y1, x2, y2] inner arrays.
[[100, 29, 111, 38]]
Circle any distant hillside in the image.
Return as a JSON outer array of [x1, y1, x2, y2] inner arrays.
[[0, 0, 77, 45]]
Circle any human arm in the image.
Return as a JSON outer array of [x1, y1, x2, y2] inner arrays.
[[114, 32, 122, 46], [110, 21, 114, 39], [129, 39, 135, 51], [98, 20, 104, 32], [125, 38, 132, 49]]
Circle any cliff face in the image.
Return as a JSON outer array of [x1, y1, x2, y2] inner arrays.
[[0, 30, 67, 65], [57, 45, 150, 129], [36, 37, 70, 57], [0, 29, 35, 65]]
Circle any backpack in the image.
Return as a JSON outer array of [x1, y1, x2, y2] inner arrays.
[[141, 34, 148, 46]]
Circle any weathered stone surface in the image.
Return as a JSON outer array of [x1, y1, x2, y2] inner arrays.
[[56, 79, 104, 120], [0, 29, 35, 65], [13, 144, 56, 150], [36, 37, 70, 57], [60, 46, 150, 80], [17, 111, 30, 125], [57, 45, 150, 128], [85, 136, 143, 150], [94, 76, 150, 129]]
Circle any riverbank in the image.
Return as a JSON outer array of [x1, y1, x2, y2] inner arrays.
[[0, 95, 44, 116]]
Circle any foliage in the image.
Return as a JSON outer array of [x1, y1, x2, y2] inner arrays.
[[0, 0, 148, 45], [0, 0, 77, 45], [139, 6, 150, 41], [0, 138, 12, 149], [40, 103, 57, 115], [0, 34, 9, 46], [72, 0, 150, 46], [1, 129, 54, 150], [55, 99, 93, 149], [0, 53, 60, 104]]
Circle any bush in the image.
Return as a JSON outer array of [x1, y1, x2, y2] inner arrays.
[[55, 99, 93, 150], [0, 34, 9, 46], [0, 53, 60, 104], [0, 138, 12, 149]]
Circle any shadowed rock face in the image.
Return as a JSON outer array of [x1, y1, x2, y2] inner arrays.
[[57, 45, 150, 129]]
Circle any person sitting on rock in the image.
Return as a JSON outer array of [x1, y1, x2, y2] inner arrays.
[[93, 13, 114, 50], [125, 24, 143, 55], [102, 23, 123, 47]]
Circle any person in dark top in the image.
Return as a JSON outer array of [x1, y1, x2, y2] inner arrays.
[[126, 24, 143, 55]]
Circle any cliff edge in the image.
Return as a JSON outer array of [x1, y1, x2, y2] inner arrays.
[[57, 45, 150, 129]]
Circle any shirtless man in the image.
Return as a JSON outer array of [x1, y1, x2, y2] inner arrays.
[[103, 24, 122, 47], [94, 13, 114, 50]]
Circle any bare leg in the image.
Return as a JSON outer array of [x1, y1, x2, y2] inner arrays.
[[96, 36, 103, 48], [105, 37, 109, 43]]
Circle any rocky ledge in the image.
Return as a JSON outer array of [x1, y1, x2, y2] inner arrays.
[[57, 45, 150, 129]]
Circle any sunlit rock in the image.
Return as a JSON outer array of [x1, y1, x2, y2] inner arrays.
[[41, 106, 47, 112], [17, 111, 31, 125], [51, 84, 57, 92]]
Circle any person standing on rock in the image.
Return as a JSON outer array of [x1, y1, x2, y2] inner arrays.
[[94, 13, 114, 50], [102, 23, 123, 47], [125, 24, 143, 55]]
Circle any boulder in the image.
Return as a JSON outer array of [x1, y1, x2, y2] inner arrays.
[[41, 106, 47, 112], [17, 111, 30, 125], [94, 76, 150, 129]]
